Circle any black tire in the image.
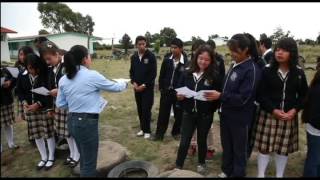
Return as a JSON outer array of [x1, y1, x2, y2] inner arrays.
[[107, 160, 159, 178]]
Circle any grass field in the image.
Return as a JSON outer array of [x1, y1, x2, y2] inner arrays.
[[1, 45, 319, 177]]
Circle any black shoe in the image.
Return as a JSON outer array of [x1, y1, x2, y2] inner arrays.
[[69, 159, 79, 168], [36, 160, 47, 170], [44, 159, 55, 171], [150, 135, 163, 141], [63, 157, 73, 165]]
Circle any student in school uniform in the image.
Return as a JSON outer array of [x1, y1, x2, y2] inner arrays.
[[253, 38, 308, 178], [259, 37, 274, 64], [175, 45, 222, 175], [1, 67, 19, 152], [14, 46, 35, 122], [56, 45, 127, 177], [16, 54, 56, 170], [212, 33, 262, 178], [42, 41, 80, 168], [152, 38, 188, 141], [302, 68, 320, 177], [129, 36, 157, 139]]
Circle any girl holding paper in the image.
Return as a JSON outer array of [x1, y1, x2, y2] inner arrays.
[[42, 42, 80, 168], [16, 54, 56, 170], [175, 45, 222, 175]]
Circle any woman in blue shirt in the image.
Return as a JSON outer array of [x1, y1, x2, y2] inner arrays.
[[56, 45, 127, 177]]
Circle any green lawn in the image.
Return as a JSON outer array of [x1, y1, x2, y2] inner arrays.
[[1, 45, 319, 177]]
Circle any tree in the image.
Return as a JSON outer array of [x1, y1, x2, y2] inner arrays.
[[151, 33, 162, 45], [208, 34, 219, 40], [38, 2, 95, 35], [145, 31, 152, 47], [305, 39, 315, 45], [154, 39, 161, 54], [191, 36, 203, 42], [119, 33, 132, 54], [317, 34, 320, 44], [270, 26, 294, 43], [160, 27, 177, 47], [38, 2, 73, 33], [38, 29, 50, 35]]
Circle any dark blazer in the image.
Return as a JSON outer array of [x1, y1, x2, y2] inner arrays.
[[158, 53, 189, 91], [129, 49, 157, 89], [0, 67, 16, 105]]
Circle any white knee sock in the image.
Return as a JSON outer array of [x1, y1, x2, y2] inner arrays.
[[72, 138, 80, 161], [46, 137, 55, 160], [66, 137, 74, 159], [4, 125, 14, 148], [35, 138, 47, 161], [275, 154, 288, 178], [257, 153, 270, 177]]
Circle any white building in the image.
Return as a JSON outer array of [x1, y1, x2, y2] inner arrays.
[[8, 32, 102, 59], [1, 27, 17, 62]]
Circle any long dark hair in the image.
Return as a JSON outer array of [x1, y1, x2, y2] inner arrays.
[[227, 33, 260, 62], [15, 46, 35, 67], [301, 69, 320, 123], [270, 37, 299, 72], [188, 44, 219, 83], [64, 45, 88, 79], [25, 54, 48, 82]]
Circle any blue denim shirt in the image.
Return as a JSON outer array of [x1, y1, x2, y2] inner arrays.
[[56, 65, 127, 113]]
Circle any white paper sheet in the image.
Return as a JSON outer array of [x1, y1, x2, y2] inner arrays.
[[98, 97, 108, 113], [175, 86, 197, 98], [6, 67, 19, 78], [113, 78, 131, 83], [31, 87, 50, 96], [194, 90, 216, 101], [1, 77, 5, 86]]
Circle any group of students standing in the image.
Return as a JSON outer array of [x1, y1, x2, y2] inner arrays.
[[129, 35, 320, 177], [1, 33, 319, 177]]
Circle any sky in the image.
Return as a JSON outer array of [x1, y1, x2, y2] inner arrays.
[[1, 2, 320, 45]]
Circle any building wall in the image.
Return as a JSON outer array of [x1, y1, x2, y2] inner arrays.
[[48, 34, 95, 54], [1, 33, 11, 62]]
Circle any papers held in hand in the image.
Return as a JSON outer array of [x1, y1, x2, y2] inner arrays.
[[31, 87, 50, 96], [113, 78, 131, 83], [6, 67, 19, 78], [175, 86, 216, 101]]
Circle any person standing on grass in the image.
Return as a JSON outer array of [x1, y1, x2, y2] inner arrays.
[[129, 36, 157, 139], [56, 45, 127, 177], [214, 33, 262, 178], [253, 38, 308, 178], [302, 68, 320, 177], [175, 45, 222, 175], [1, 67, 19, 153], [16, 54, 56, 170], [152, 38, 188, 141], [42, 41, 80, 168]]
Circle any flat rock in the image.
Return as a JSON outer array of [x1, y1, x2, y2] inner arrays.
[[73, 140, 128, 176]]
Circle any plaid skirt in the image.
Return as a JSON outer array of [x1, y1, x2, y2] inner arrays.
[[54, 108, 70, 138], [16, 101, 25, 118], [0, 104, 15, 128], [24, 110, 54, 140], [252, 109, 299, 156]]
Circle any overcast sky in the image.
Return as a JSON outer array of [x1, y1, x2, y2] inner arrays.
[[1, 2, 320, 44]]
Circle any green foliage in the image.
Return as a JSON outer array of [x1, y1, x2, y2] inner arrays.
[[119, 33, 132, 54], [159, 27, 177, 47]]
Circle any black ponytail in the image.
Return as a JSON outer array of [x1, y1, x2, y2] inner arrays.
[[244, 33, 260, 62], [64, 45, 88, 79], [228, 33, 259, 62]]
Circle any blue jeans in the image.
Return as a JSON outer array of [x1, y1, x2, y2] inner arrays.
[[67, 113, 99, 177], [303, 132, 320, 177]]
